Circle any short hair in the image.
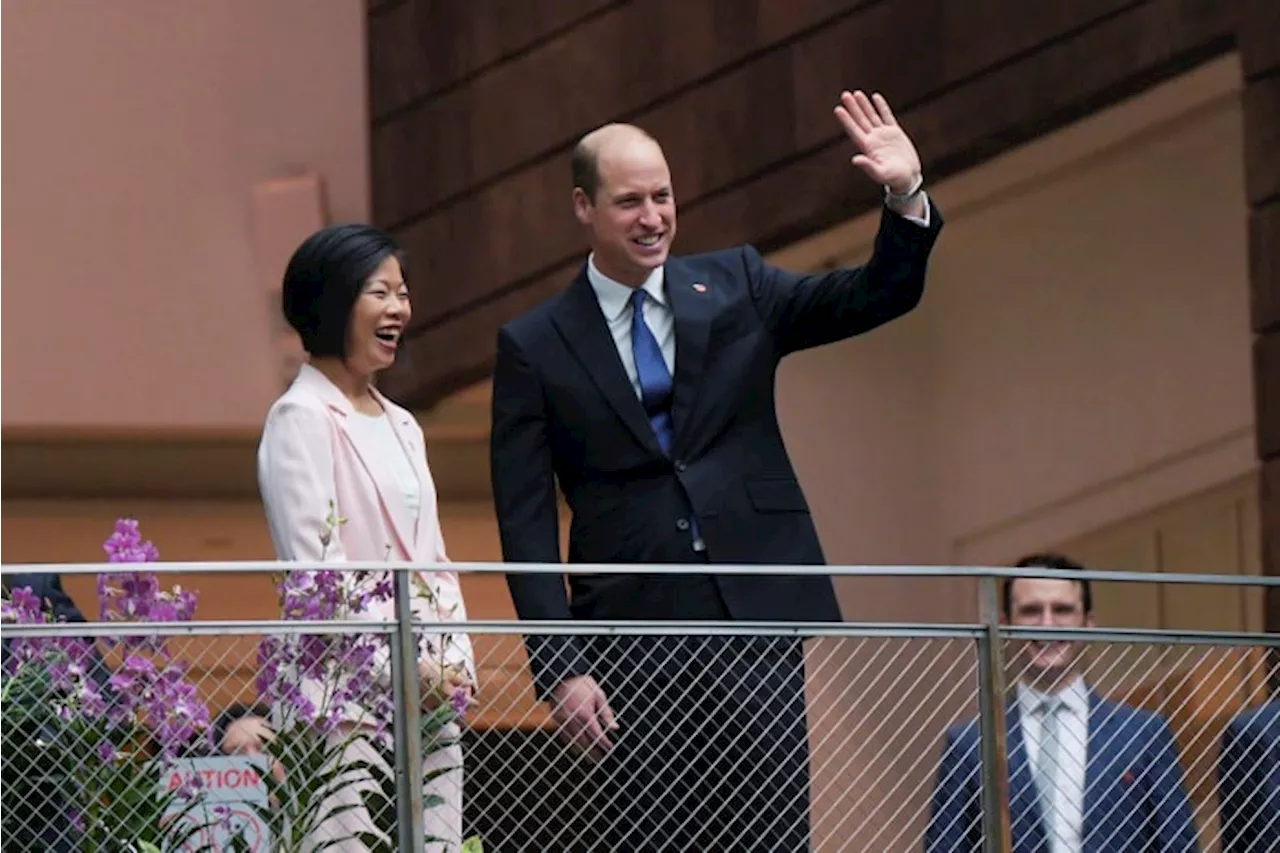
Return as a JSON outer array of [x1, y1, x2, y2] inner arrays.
[[570, 123, 661, 203], [1003, 552, 1093, 617], [281, 223, 405, 358], [571, 138, 602, 202]]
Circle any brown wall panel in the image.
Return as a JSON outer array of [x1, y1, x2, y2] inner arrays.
[[1239, 0, 1280, 80], [685, 0, 1234, 251], [1243, 72, 1280, 206], [1240, 0, 1280, 644], [1257, 331, 1280, 461], [367, 0, 622, 119], [372, 0, 1235, 404], [381, 0, 1146, 344], [1263, 456, 1280, 684], [1251, 204, 1280, 334], [371, 0, 871, 225]]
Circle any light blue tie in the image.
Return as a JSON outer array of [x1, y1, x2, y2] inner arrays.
[[1036, 696, 1063, 824], [630, 289, 674, 454], [630, 290, 701, 548]]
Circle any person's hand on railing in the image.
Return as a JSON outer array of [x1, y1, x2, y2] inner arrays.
[[551, 674, 618, 762], [418, 658, 477, 714]]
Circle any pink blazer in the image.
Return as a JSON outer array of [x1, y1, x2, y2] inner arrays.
[[257, 364, 476, 721]]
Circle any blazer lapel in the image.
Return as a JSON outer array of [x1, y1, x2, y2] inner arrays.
[[1006, 702, 1050, 852], [552, 269, 665, 456], [297, 365, 416, 557], [663, 258, 713, 456]]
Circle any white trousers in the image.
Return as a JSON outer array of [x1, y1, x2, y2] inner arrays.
[[304, 721, 464, 852]]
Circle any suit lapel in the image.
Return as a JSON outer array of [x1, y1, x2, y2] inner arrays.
[[552, 269, 665, 456], [663, 258, 713, 456], [1007, 702, 1050, 852]]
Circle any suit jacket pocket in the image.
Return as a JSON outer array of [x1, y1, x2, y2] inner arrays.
[[745, 476, 809, 513]]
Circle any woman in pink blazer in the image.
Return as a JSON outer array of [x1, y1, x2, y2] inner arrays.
[[257, 223, 476, 851]]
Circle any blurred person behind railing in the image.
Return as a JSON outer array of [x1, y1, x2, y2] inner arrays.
[[1, 572, 112, 853], [1218, 699, 1278, 853], [924, 554, 1201, 853], [257, 223, 477, 851], [212, 702, 286, 784]]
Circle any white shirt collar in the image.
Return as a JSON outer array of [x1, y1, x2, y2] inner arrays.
[[1016, 675, 1091, 719], [586, 253, 666, 321]]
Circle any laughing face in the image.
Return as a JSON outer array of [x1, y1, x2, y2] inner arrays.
[[345, 253, 410, 375], [573, 130, 676, 286]]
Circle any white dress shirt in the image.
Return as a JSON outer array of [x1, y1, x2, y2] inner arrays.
[[586, 258, 675, 399], [585, 199, 932, 399], [1016, 675, 1091, 853]]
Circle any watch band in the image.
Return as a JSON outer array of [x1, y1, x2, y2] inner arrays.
[[884, 173, 925, 205]]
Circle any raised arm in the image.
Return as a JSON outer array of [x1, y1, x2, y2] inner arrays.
[[748, 89, 942, 354], [744, 201, 940, 355]]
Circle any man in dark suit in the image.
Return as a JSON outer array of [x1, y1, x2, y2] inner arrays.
[[490, 89, 942, 850], [1218, 700, 1278, 853], [925, 554, 1200, 853]]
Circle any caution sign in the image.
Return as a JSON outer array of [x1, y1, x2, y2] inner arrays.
[[161, 756, 272, 852]]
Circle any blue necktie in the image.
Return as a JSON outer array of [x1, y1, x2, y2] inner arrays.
[[631, 290, 702, 549], [630, 289, 674, 454]]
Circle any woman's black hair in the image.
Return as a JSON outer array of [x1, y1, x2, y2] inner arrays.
[[281, 223, 405, 358]]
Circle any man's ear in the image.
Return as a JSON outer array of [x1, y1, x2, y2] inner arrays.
[[1085, 613, 1097, 629], [572, 187, 593, 226]]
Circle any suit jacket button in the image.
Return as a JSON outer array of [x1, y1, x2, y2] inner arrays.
[[674, 460, 687, 473], [676, 518, 690, 531]]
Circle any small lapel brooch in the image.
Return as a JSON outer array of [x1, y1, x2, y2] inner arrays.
[[692, 282, 707, 293]]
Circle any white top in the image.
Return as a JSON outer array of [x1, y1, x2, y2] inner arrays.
[[1016, 675, 1090, 853], [586, 255, 676, 399], [346, 410, 421, 525]]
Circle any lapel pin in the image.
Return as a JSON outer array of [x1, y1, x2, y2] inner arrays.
[[693, 282, 707, 293]]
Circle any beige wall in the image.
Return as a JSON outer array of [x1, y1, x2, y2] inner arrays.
[[1, 0, 369, 429]]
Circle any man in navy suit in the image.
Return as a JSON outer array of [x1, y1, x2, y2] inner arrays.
[[924, 554, 1201, 853], [491, 89, 941, 850], [1218, 700, 1278, 853]]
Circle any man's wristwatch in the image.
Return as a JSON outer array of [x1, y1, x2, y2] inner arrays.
[[884, 173, 925, 206]]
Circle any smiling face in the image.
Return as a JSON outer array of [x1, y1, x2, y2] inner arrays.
[[573, 128, 676, 286], [1006, 577, 1093, 686], [344, 253, 410, 375]]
